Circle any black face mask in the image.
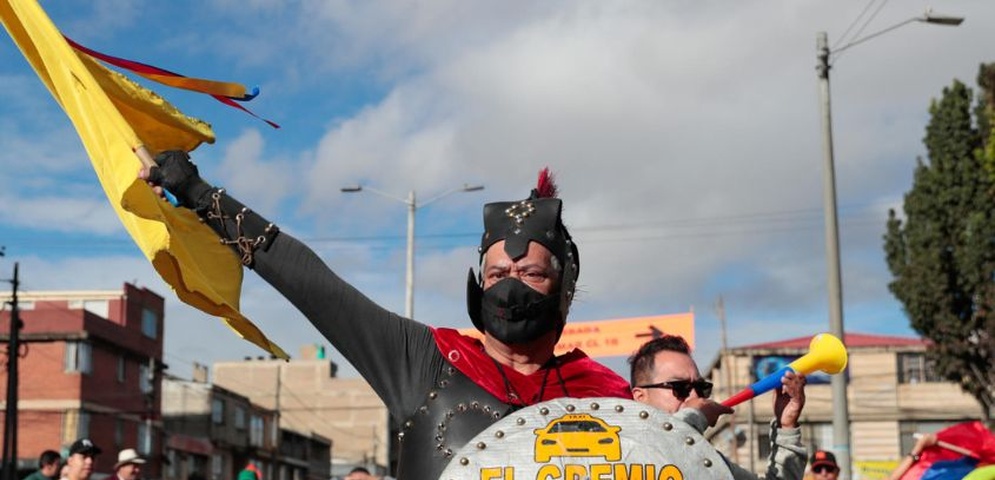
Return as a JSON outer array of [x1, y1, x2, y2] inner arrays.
[[468, 276, 562, 344]]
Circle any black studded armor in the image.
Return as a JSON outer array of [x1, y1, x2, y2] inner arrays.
[[396, 364, 515, 480]]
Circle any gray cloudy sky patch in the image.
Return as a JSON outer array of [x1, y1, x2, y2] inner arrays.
[[1, 0, 994, 379]]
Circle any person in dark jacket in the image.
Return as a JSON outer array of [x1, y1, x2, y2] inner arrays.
[[23, 450, 61, 480]]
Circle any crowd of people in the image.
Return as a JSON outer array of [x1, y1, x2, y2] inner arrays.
[[20, 439, 146, 480]]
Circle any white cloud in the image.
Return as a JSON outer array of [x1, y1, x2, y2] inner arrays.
[[213, 129, 297, 215], [0, 194, 121, 235]]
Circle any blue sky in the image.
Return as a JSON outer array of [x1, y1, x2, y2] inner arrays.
[[3, 0, 995, 381]]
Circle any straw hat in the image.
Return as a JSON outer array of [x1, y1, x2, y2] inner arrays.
[[114, 449, 146, 470]]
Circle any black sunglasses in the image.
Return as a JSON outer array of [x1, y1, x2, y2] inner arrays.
[[812, 465, 838, 474], [636, 379, 713, 399]]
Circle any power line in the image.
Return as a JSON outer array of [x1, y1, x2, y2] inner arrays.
[[1, 201, 897, 254], [833, 0, 884, 49]]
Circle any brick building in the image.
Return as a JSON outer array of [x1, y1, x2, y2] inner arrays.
[[0, 283, 165, 476]]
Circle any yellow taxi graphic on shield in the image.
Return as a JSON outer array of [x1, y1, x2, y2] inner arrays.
[[533, 413, 622, 463]]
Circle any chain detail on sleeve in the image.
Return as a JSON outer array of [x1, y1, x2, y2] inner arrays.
[[205, 189, 279, 266]]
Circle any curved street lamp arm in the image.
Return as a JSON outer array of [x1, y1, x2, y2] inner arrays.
[[830, 11, 963, 63], [830, 17, 919, 59], [419, 184, 485, 208], [340, 185, 411, 205]]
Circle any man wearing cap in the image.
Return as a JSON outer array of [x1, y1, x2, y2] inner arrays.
[[63, 439, 101, 480], [111, 449, 146, 480], [142, 155, 631, 480], [810, 450, 840, 479]]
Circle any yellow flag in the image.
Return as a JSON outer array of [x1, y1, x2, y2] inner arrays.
[[0, 0, 289, 359]]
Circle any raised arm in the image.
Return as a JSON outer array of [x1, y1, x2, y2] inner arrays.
[[141, 150, 444, 418]]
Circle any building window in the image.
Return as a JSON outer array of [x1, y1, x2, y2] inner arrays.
[[117, 356, 126, 383], [65, 341, 93, 374], [211, 399, 225, 424], [115, 418, 124, 448], [188, 456, 209, 480], [235, 406, 246, 430], [141, 307, 158, 339], [211, 454, 223, 480], [139, 362, 153, 394], [138, 423, 151, 455], [250, 415, 264, 446], [166, 450, 176, 478], [898, 353, 943, 384]]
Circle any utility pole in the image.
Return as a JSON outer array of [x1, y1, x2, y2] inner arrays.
[[813, 13, 962, 478], [2, 261, 21, 480], [715, 296, 740, 465], [816, 32, 853, 480], [405, 191, 415, 319], [273, 363, 281, 446], [370, 425, 378, 474]]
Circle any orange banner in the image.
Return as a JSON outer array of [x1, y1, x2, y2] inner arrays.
[[459, 312, 694, 358]]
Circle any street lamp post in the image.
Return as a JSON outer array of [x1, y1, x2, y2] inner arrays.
[[341, 183, 484, 319], [815, 10, 962, 480], [1, 261, 20, 480]]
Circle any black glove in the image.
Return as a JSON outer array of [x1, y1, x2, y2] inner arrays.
[[146, 150, 215, 210]]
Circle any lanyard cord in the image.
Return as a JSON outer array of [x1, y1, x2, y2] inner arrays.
[[491, 356, 569, 406], [552, 357, 569, 397]]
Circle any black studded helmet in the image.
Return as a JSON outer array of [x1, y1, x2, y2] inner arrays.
[[466, 168, 580, 334]]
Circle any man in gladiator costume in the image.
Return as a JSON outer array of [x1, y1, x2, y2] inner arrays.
[[143, 152, 631, 479]]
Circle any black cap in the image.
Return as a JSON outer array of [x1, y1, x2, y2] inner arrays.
[[810, 450, 838, 469], [69, 438, 102, 456]]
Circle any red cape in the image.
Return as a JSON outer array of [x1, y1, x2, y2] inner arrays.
[[432, 327, 633, 404]]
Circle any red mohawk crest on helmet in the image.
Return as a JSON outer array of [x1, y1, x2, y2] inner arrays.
[[532, 167, 558, 199]]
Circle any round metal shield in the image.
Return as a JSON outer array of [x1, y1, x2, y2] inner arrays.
[[438, 397, 732, 480]]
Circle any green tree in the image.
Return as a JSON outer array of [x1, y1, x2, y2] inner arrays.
[[884, 67, 995, 421]]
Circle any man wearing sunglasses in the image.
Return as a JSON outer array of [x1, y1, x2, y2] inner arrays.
[[629, 335, 808, 480], [810, 450, 840, 479]]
